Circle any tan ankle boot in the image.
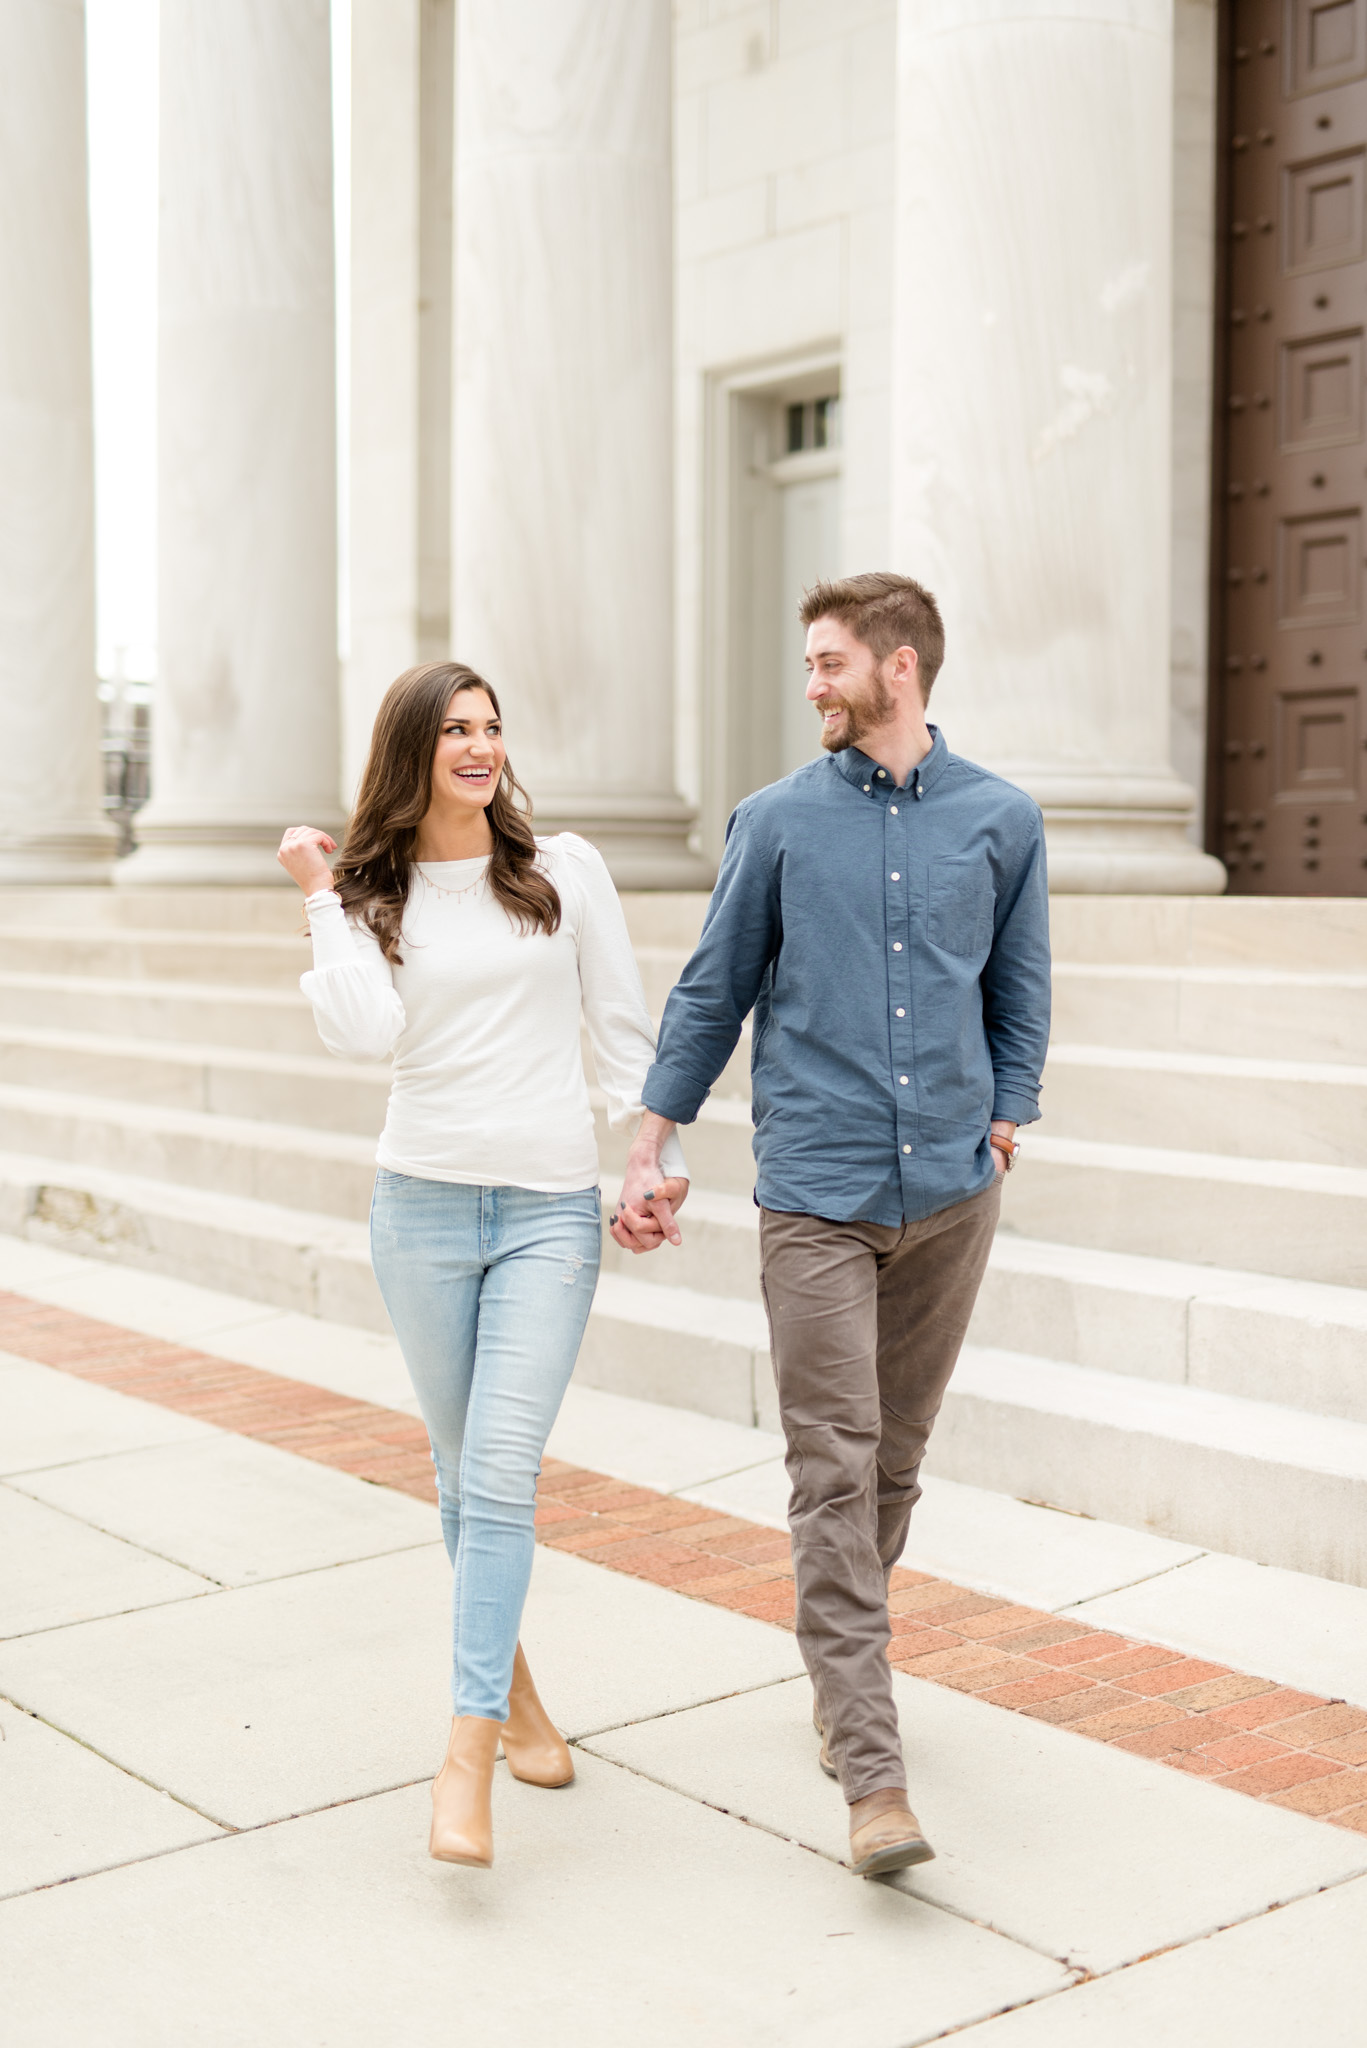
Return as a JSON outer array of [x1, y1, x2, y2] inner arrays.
[[500, 1643, 574, 1787], [848, 1787, 935, 1878], [429, 1715, 502, 1866]]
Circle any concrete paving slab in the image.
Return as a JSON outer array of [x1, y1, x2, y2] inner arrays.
[[10, 1259, 280, 1346], [0, 1541, 802, 1832], [518, 1543, 804, 1734], [0, 1232, 418, 1411], [680, 1455, 789, 1527], [1070, 1550, 1367, 1709], [0, 1756, 1066, 2048], [900, 1474, 1205, 1608], [956, 1871, 1367, 2046], [0, 1353, 213, 1475], [0, 1484, 212, 1636], [0, 1236, 94, 1293], [585, 1672, 1367, 1974], [12, 1430, 441, 1586], [0, 1697, 222, 1900], [548, 1383, 786, 1492], [0, 1544, 452, 1828]]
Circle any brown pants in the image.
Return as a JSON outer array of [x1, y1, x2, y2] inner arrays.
[[759, 1180, 1001, 1804]]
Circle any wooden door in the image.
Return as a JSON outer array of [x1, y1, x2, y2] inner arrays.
[[1215, 0, 1367, 894]]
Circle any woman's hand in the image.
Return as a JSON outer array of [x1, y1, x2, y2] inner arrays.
[[276, 826, 338, 895]]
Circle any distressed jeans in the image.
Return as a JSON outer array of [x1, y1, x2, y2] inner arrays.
[[369, 1171, 602, 1720], [759, 1179, 1001, 1803]]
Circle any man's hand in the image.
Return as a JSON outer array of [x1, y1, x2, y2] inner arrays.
[[990, 1119, 1017, 1178], [611, 1112, 688, 1253]]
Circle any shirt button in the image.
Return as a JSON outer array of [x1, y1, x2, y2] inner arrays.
[[890, 806, 898, 815], [877, 769, 886, 778], [890, 872, 900, 881], [893, 942, 903, 951], [863, 784, 871, 793], [899, 1075, 909, 1085], [895, 1007, 905, 1017], [902, 1144, 912, 1154]]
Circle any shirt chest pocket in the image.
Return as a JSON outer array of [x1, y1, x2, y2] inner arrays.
[[927, 857, 995, 957]]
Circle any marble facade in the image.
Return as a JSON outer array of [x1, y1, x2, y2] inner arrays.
[[3, 0, 1227, 893]]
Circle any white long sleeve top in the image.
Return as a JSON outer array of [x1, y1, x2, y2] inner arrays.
[[300, 833, 686, 1193]]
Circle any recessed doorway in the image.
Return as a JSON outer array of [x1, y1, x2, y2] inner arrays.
[[704, 356, 843, 851]]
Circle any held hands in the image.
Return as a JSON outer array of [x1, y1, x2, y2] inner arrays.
[[610, 1146, 689, 1255], [276, 826, 338, 895]]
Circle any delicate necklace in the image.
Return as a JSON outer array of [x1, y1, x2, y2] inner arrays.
[[415, 861, 488, 903]]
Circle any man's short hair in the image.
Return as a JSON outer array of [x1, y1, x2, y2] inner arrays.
[[798, 572, 946, 700]]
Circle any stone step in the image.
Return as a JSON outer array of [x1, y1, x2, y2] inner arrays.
[[4, 1142, 1364, 1583], [934, 1346, 1367, 1588], [0, 1083, 380, 1221], [634, 953, 1367, 1064], [604, 1199, 1367, 1428], [0, 886, 303, 933], [0, 972, 322, 1056], [6, 1060, 1362, 1295], [1050, 962, 1367, 1062], [3, 886, 1362, 974], [1004, 1135, 1367, 1289], [976, 1235, 1367, 1426], [0, 1023, 389, 1134], [1042, 1043, 1367, 1168], [0, 924, 312, 989], [0, 1147, 384, 1330]]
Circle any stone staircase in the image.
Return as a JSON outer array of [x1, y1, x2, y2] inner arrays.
[[1, 885, 1366, 1586]]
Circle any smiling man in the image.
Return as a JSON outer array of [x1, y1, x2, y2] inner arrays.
[[613, 571, 1051, 1878]]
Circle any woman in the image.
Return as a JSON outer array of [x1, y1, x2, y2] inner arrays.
[[276, 661, 687, 1870]]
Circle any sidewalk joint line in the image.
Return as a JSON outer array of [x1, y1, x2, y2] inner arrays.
[[3, 1285, 1366, 1844]]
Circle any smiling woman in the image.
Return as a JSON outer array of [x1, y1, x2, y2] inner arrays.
[[273, 659, 687, 1874]]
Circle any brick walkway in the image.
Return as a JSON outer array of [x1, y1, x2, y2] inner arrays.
[[5, 1286, 1366, 1836]]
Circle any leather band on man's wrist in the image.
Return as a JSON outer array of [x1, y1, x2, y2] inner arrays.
[[989, 1133, 1019, 1172]]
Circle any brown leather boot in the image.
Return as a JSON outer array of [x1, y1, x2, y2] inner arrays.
[[429, 1715, 502, 1866], [500, 1642, 574, 1787], [812, 1702, 837, 1780], [848, 1787, 935, 1877]]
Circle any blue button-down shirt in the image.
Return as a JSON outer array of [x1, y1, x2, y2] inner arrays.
[[643, 728, 1051, 1226]]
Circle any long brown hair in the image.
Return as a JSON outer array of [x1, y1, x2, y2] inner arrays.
[[333, 662, 560, 963]]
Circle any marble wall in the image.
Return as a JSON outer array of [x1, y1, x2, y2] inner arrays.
[[672, 0, 899, 852]]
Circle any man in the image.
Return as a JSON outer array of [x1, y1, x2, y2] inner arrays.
[[611, 572, 1050, 1878]]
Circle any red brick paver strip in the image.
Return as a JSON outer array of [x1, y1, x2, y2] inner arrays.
[[5, 1285, 1367, 1836]]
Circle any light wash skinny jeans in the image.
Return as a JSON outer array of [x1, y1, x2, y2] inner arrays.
[[369, 1170, 602, 1720]]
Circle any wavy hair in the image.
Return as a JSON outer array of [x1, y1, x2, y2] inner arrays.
[[332, 662, 560, 964]]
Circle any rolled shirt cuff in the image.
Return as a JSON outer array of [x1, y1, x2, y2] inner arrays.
[[990, 1087, 1040, 1126], [643, 1059, 710, 1125]]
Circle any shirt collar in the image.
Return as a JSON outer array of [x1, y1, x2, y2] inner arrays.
[[832, 725, 948, 798]]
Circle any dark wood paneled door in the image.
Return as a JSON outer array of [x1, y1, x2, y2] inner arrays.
[[1216, 0, 1367, 894]]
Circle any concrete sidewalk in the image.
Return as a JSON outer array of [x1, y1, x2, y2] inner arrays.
[[4, 1238, 1367, 2043]]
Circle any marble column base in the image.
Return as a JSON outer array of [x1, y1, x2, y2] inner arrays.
[[0, 823, 119, 886], [116, 813, 347, 888], [1013, 770, 1227, 896], [530, 793, 715, 892]]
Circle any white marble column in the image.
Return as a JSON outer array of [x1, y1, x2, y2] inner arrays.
[[344, 0, 421, 798], [891, 0, 1224, 893], [120, 0, 342, 885], [0, 0, 117, 883], [453, 0, 707, 887]]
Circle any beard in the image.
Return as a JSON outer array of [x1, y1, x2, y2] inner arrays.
[[818, 668, 896, 752]]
